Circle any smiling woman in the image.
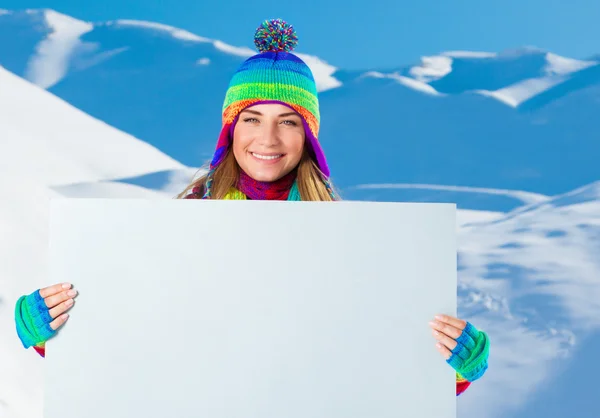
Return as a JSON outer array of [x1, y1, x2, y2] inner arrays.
[[176, 18, 337, 201]]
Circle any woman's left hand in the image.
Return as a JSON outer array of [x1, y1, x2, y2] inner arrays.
[[428, 314, 468, 360]]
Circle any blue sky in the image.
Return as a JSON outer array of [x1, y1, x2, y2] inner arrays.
[[5, 0, 600, 70]]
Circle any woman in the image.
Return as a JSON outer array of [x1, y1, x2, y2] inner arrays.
[[15, 19, 489, 397]]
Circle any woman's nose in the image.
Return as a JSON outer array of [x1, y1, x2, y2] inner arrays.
[[256, 123, 279, 146]]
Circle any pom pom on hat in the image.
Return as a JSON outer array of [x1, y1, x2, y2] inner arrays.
[[254, 18, 298, 53]]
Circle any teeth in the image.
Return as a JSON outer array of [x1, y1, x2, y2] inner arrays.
[[252, 153, 282, 160]]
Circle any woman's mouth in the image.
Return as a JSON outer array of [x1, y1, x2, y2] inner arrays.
[[251, 152, 284, 161]]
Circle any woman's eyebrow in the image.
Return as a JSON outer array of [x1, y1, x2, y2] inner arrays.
[[241, 109, 262, 115]]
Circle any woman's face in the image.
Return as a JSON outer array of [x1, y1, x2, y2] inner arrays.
[[232, 103, 305, 182]]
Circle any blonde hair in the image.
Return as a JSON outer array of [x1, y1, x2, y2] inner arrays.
[[176, 149, 339, 201]]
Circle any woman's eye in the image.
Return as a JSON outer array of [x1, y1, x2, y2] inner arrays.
[[282, 120, 298, 126], [243, 118, 259, 123]]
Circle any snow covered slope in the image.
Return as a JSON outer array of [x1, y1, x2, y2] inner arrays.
[[456, 182, 600, 418], [0, 67, 190, 418], [0, 66, 184, 185]]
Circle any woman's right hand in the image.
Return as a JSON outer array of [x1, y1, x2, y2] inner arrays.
[[15, 282, 78, 352], [39, 282, 79, 330]]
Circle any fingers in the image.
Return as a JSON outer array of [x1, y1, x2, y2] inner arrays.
[[434, 314, 467, 331], [36, 283, 77, 332], [49, 314, 70, 331], [434, 341, 452, 360], [39, 282, 72, 299], [44, 288, 78, 309], [431, 328, 457, 351], [429, 315, 472, 363], [429, 318, 463, 340], [48, 298, 75, 319]]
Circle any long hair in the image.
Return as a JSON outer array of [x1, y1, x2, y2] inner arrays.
[[176, 148, 339, 201]]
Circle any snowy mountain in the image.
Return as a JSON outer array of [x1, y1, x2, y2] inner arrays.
[[456, 181, 600, 417], [1, 9, 599, 208], [1, 7, 599, 418]]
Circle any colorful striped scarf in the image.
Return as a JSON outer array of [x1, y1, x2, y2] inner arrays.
[[185, 170, 303, 201], [224, 182, 301, 200], [235, 169, 299, 200]]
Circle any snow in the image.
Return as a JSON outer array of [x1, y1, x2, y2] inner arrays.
[[0, 66, 184, 185], [0, 67, 192, 418], [442, 51, 498, 58], [213, 40, 255, 57], [544, 52, 597, 75], [488, 75, 568, 107], [405, 50, 598, 108], [475, 76, 566, 107], [362, 71, 442, 95], [71, 46, 130, 72], [163, 166, 208, 196], [409, 55, 453, 82], [196, 57, 210, 65], [499, 45, 546, 57], [456, 186, 600, 417], [0, 178, 57, 418], [353, 183, 551, 205], [24, 10, 93, 89], [472, 52, 598, 107], [0, 65, 203, 418], [456, 210, 504, 226], [392, 75, 441, 95], [51, 181, 171, 199], [112, 19, 210, 43], [52, 167, 204, 199], [295, 53, 342, 92], [6, 8, 342, 93]]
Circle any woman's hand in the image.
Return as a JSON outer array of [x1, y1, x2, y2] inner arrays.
[[429, 314, 490, 383], [41, 282, 78, 331], [15, 282, 78, 351], [428, 314, 467, 359]]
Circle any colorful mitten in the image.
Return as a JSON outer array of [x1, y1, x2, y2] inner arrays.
[[448, 322, 490, 395], [15, 289, 55, 357]]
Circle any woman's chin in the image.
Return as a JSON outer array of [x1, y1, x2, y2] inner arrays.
[[244, 162, 288, 182], [247, 170, 282, 182]]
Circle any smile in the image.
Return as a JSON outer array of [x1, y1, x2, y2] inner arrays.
[[251, 152, 283, 160]]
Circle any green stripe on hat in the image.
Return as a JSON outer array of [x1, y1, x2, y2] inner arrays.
[[229, 68, 318, 97], [223, 83, 320, 121]]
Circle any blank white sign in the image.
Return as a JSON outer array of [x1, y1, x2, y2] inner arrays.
[[44, 199, 456, 418]]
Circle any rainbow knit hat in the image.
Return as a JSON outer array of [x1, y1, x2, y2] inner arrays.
[[207, 19, 329, 183]]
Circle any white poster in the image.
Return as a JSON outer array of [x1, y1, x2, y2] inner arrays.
[[44, 199, 457, 418]]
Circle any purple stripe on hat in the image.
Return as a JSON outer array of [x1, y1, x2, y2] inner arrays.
[[221, 100, 329, 177], [245, 51, 307, 64], [210, 124, 231, 169]]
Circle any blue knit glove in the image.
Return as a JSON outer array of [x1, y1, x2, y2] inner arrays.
[[447, 321, 489, 382], [15, 289, 56, 349]]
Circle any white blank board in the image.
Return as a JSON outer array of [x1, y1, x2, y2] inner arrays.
[[45, 199, 457, 418]]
